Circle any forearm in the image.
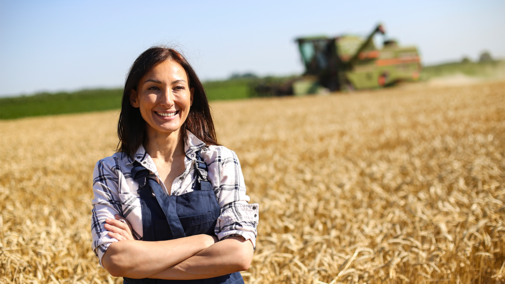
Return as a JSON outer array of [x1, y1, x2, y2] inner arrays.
[[151, 236, 254, 280], [102, 234, 214, 278]]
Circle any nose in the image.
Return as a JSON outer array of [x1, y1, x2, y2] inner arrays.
[[160, 88, 174, 107]]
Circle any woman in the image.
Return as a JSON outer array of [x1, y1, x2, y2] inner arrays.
[[91, 47, 258, 283]]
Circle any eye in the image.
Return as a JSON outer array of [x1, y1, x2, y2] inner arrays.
[[173, 86, 185, 91], [148, 86, 160, 91]]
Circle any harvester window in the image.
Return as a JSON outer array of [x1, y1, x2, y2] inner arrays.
[[300, 43, 315, 65], [316, 53, 327, 69]]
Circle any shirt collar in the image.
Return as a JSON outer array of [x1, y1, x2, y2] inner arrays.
[[184, 131, 207, 158], [128, 144, 157, 173]]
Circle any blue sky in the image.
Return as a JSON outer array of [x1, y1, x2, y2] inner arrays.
[[0, 0, 504, 97]]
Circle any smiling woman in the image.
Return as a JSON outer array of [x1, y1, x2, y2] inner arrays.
[[91, 47, 259, 283], [130, 60, 193, 146]]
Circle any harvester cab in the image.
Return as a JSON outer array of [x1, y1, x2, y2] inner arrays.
[[293, 24, 421, 95]]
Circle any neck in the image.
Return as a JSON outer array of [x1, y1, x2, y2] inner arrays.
[[144, 128, 185, 163]]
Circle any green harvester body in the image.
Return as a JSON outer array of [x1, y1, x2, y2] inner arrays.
[[294, 24, 422, 94]]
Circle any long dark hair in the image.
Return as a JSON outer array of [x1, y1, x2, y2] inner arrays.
[[117, 47, 218, 158]]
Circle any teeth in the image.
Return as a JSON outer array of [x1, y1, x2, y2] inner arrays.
[[156, 111, 177, 117]]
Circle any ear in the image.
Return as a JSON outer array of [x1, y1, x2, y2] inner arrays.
[[130, 90, 139, 108], [190, 87, 194, 106]]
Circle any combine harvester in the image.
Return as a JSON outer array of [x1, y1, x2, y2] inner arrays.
[[254, 24, 422, 96]]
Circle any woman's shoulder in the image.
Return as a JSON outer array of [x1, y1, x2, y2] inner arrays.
[[186, 131, 237, 160], [202, 144, 237, 158], [96, 151, 129, 164], [94, 152, 132, 173], [199, 145, 241, 168]]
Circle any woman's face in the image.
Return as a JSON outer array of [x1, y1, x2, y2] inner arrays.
[[131, 60, 193, 137]]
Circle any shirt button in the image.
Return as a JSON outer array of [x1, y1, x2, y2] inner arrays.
[[252, 206, 256, 210], [254, 214, 257, 217]]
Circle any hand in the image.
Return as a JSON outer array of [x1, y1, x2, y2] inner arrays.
[[105, 215, 135, 241]]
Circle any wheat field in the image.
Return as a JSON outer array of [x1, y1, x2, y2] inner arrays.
[[1, 80, 504, 283]]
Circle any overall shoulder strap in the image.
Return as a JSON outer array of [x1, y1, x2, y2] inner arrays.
[[131, 161, 150, 191], [193, 151, 213, 191]]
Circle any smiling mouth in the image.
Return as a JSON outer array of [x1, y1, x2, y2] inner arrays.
[[155, 111, 179, 117]]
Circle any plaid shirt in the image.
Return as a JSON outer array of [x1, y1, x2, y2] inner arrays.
[[91, 131, 259, 264]]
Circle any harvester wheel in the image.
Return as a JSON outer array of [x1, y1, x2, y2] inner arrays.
[[345, 81, 354, 92], [341, 78, 354, 92]]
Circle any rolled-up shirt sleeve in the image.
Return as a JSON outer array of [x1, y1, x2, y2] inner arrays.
[[91, 158, 121, 265], [206, 147, 259, 247]]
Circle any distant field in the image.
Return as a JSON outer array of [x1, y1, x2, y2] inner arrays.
[[1, 61, 504, 120], [0, 80, 251, 120], [422, 60, 505, 80], [0, 89, 123, 120], [1, 80, 504, 283], [204, 79, 251, 100]]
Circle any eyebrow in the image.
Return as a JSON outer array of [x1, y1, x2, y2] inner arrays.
[[144, 79, 162, 84], [144, 79, 187, 84]]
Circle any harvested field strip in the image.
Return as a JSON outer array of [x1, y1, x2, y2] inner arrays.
[[1, 81, 504, 283]]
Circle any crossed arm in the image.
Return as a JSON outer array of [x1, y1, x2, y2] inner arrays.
[[101, 216, 254, 280]]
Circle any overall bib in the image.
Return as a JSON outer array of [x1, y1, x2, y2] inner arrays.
[[123, 151, 244, 284]]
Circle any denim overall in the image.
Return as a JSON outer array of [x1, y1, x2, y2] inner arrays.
[[123, 151, 244, 284]]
